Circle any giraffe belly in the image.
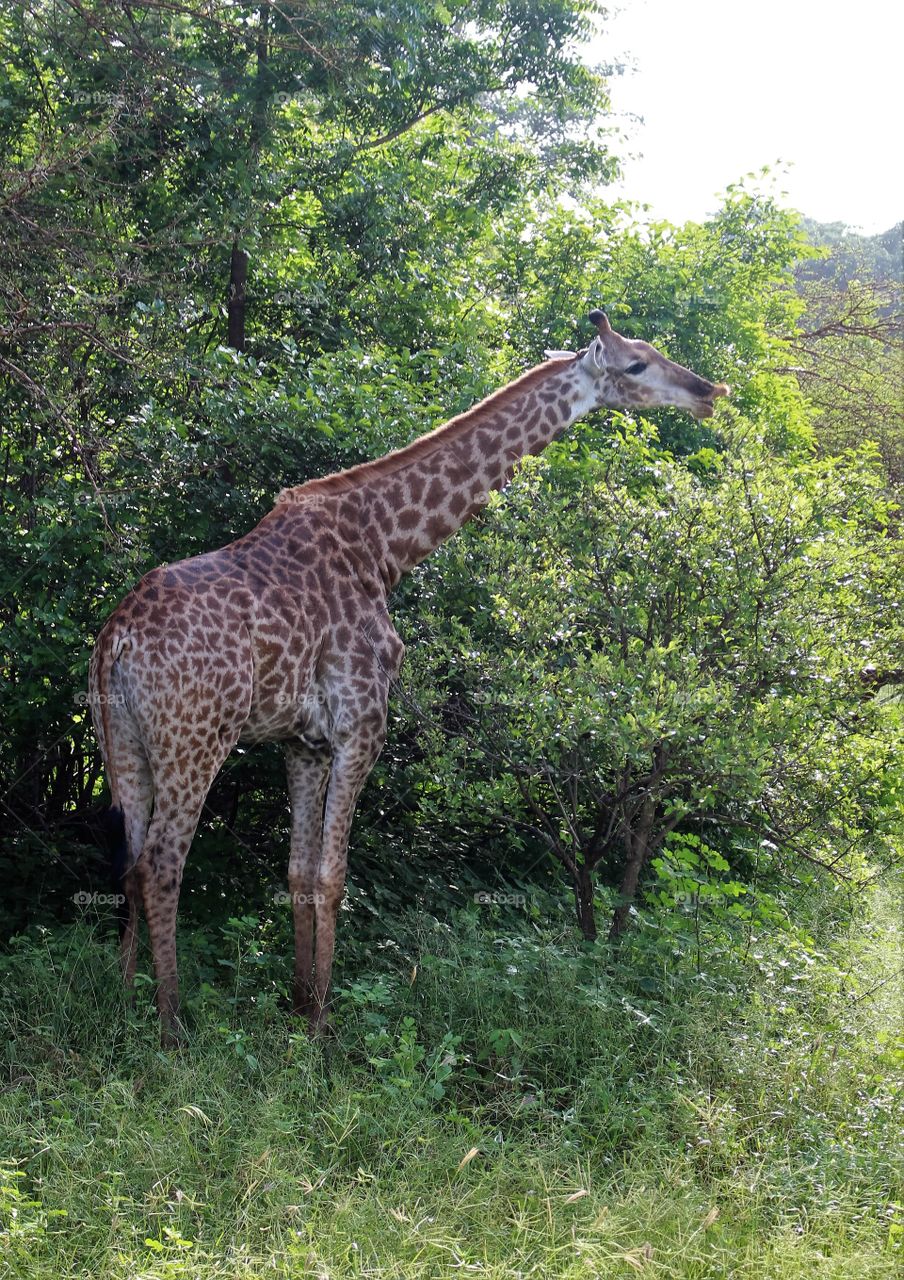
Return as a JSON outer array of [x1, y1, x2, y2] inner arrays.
[[238, 679, 330, 746], [239, 636, 327, 745]]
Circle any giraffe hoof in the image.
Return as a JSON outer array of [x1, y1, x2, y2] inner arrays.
[[307, 1011, 334, 1040], [289, 992, 315, 1020], [160, 1020, 188, 1050]]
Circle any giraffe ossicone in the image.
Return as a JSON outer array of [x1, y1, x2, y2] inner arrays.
[[88, 310, 729, 1043]]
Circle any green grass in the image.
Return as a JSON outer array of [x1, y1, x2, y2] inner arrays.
[[0, 887, 901, 1278]]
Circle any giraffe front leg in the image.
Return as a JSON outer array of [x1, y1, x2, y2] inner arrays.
[[285, 742, 330, 1018], [309, 729, 385, 1035]]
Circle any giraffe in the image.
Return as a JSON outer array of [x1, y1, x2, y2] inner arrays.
[[88, 310, 728, 1043]]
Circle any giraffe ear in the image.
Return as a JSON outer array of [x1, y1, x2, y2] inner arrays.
[[543, 348, 574, 360], [584, 335, 609, 374]]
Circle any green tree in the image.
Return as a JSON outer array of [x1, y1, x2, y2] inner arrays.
[[0, 0, 614, 921], [787, 223, 903, 489], [402, 422, 900, 940]]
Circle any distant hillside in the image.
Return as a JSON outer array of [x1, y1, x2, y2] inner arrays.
[[798, 218, 902, 289], [790, 218, 902, 489]]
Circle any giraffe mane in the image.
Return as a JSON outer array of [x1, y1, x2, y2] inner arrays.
[[276, 355, 578, 504]]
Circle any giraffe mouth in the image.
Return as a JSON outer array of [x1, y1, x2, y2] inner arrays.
[[692, 383, 730, 419]]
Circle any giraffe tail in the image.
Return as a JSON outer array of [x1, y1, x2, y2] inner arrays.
[[101, 804, 130, 939], [90, 626, 131, 935]]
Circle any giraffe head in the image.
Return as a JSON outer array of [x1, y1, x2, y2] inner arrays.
[[579, 309, 730, 419]]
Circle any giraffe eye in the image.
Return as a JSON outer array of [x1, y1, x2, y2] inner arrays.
[[625, 361, 648, 376]]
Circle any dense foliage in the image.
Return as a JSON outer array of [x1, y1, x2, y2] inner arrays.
[[404, 426, 898, 939], [792, 219, 903, 487], [1, 4, 902, 1277], [1, 0, 614, 920], [0, 2, 900, 955]]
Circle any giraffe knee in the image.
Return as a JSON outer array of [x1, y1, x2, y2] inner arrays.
[[135, 853, 183, 905], [288, 875, 318, 914], [314, 874, 343, 916]]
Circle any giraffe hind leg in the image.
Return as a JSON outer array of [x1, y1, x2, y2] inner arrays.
[[139, 733, 245, 1046], [135, 796, 205, 1047], [100, 707, 154, 992]]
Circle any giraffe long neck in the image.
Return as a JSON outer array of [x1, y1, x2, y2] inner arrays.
[[347, 356, 596, 587]]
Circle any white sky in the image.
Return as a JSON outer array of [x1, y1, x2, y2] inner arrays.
[[593, 0, 903, 233]]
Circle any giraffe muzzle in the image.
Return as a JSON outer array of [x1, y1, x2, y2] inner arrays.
[[692, 382, 730, 419]]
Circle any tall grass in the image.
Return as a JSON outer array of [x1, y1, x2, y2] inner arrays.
[[0, 882, 901, 1278]]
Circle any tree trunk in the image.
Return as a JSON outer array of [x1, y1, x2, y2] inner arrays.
[[227, 241, 248, 351], [572, 864, 597, 941], [608, 842, 645, 940], [224, 3, 267, 354], [608, 798, 655, 941]]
